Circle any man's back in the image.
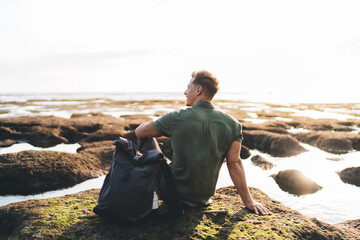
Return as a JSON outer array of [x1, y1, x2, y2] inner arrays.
[[154, 101, 243, 207], [135, 70, 270, 215]]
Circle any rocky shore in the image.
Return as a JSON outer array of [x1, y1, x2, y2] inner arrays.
[[0, 186, 359, 239], [1, 99, 360, 238]]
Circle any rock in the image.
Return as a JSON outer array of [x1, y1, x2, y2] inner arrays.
[[338, 167, 360, 187], [0, 126, 21, 140], [288, 117, 355, 132], [271, 169, 322, 196], [0, 186, 357, 239], [26, 126, 69, 148], [336, 219, 360, 234], [242, 121, 289, 134], [251, 155, 275, 170], [326, 157, 344, 161], [0, 115, 130, 147], [82, 125, 124, 142], [243, 130, 307, 157], [77, 140, 114, 152], [316, 136, 353, 154], [240, 145, 251, 159], [0, 139, 16, 148], [77, 141, 115, 169], [120, 114, 153, 131], [293, 131, 358, 154], [60, 125, 88, 143], [0, 150, 104, 195], [351, 136, 360, 151]]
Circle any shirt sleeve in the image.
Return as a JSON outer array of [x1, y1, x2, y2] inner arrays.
[[233, 121, 243, 143], [153, 111, 179, 137]]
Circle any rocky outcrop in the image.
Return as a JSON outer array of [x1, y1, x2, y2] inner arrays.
[[240, 145, 251, 159], [338, 167, 360, 187], [0, 114, 132, 148], [0, 126, 21, 140], [271, 169, 322, 196], [0, 139, 15, 148], [293, 131, 360, 154], [243, 130, 307, 157], [0, 186, 358, 239], [251, 155, 275, 170], [242, 121, 289, 134], [27, 126, 69, 147], [0, 150, 104, 195], [77, 141, 115, 169], [288, 117, 356, 132], [336, 219, 360, 236]]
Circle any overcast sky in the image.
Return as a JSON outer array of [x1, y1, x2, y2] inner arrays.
[[1, 0, 360, 96]]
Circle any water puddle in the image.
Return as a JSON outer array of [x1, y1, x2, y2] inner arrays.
[[0, 176, 105, 207], [0, 142, 81, 154]]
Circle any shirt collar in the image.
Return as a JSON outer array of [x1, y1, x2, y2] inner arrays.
[[192, 101, 214, 109]]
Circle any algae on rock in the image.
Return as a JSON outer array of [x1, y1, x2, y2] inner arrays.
[[0, 187, 358, 239]]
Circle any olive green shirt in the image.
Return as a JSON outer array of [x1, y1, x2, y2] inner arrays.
[[154, 101, 243, 207]]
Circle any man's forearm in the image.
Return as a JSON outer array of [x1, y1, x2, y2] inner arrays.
[[227, 160, 253, 207], [135, 121, 162, 138]]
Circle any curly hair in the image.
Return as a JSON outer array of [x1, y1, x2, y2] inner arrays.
[[191, 70, 219, 99]]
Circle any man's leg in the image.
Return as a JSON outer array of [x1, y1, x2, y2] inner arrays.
[[158, 163, 184, 216], [138, 137, 184, 216]]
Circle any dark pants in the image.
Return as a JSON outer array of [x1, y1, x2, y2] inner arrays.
[[138, 137, 184, 214]]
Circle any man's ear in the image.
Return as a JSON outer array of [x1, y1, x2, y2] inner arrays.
[[196, 85, 202, 96]]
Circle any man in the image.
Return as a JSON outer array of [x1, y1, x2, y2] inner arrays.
[[135, 70, 270, 215]]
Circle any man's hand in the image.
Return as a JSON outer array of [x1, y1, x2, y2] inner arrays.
[[245, 200, 271, 215]]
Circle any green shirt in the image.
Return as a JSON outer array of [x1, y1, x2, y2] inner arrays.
[[154, 101, 243, 207]]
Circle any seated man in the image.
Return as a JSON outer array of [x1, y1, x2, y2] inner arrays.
[[135, 70, 270, 215]]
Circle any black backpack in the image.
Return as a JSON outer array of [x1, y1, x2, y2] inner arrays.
[[93, 137, 182, 226]]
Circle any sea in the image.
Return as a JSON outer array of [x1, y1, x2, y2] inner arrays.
[[0, 92, 359, 225]]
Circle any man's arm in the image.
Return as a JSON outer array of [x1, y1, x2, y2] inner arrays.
[[226, 141, 271, 215], [135, 121, 162, 138]]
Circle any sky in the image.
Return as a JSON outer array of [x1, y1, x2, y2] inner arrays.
[[1, 0, 360, 96]]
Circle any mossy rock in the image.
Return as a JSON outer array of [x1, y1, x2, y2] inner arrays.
[[0, 115, 129, 147], [0, 187, 357, 239], [0, 150, 104, 195], [77, 140, 115, 168]]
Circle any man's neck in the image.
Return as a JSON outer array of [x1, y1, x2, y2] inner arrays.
[[193, 96, 212, 106]]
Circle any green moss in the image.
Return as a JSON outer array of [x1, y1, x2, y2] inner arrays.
[[1, 187, 357, 239]]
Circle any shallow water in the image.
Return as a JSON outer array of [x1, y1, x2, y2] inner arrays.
[[0, 176, 106, 208], [217, 143, 360, 224], [0, 142, 80, 154]]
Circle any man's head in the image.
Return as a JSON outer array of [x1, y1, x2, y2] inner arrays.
[[184, 70, 219, 106]]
